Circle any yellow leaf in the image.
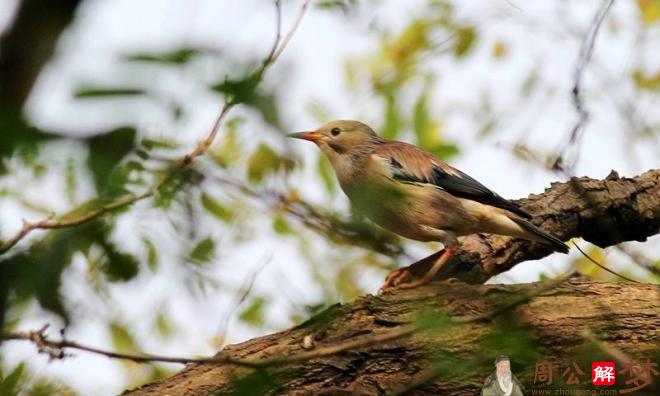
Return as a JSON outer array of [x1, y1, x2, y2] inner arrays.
[[632, 69, 660, 91], [637, 0, 660, 24]]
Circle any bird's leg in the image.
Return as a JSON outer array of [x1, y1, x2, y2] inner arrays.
[[378, 246, 456, 293], [397, 245, 459, 289], [379, 249, 445, 293]]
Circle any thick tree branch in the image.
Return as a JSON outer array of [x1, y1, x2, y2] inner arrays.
[[123, 277, 658, 395], [404, 169, 659, 284]]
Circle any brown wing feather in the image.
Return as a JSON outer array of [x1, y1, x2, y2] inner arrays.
[[374, 141, 458, 177], [373, 141, 532, 219]]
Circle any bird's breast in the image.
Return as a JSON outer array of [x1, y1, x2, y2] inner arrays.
[[342, 177, 449, 241]]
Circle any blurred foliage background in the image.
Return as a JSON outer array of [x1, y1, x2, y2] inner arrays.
[[0, 0, 658, 394]]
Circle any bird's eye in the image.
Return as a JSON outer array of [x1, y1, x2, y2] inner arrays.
[[331, 127, 341, 136]]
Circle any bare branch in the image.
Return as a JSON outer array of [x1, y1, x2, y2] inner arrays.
[[214, 257, 272, 347], [0, 0, 311, 256], [1, 325, 262, 368], [269, 0, 310, 63], [552, 0, 615, 172], [264, 0, 283, 65], [0, 323, 413, 369]]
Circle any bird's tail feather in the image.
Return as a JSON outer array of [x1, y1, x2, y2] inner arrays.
[[510, 217, 569, 253]]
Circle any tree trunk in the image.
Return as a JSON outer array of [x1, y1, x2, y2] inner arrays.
[[125, 170, 660, 395]]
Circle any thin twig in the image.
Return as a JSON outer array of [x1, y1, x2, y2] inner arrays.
[[572, 241, 639, 283], [1, 325, 262, 368], [270, 0, 310, 63], [1, 323, 413, 369], [552, 0, 615, 172], [215, 257, 272, 347], [264, 0, 283, 65], [0, 0, 311, 256]]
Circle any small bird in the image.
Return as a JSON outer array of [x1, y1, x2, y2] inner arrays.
[[288, 120, 569, 290]]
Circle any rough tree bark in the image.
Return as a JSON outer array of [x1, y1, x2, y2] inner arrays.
[[125, 170, 659, 395]]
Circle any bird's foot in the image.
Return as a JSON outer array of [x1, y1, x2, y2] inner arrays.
[[379, 268, 412, 294], [379, 246, 459, 293], [396, 275, 433, 289]]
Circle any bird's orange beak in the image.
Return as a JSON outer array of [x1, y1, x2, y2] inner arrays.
[[287, 131, 323, 142]]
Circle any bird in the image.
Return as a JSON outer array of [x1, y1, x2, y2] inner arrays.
[[288, 120, 569, 290]]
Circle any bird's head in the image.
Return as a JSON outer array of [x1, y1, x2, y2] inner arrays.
[[287, 120, 380, 160]]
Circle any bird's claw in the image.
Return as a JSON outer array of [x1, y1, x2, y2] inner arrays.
[[379, 268, 412, 294]]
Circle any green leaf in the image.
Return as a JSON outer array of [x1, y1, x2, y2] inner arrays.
[[110, 322, 140, 354], [124, 48, 202, 65], [247, 143, 295, 184], [0, 111, 53, 160], [155, 312, 174, 337], [211, 74, 281, 127], [0, 362, 26, 396], [87, 127, 137, 197], [316, 0, 358, 13], [188, 237, 216, 264], [141, 138, 179, 151], [25, 380, 73, 396], [632, 68, 660, 91], [144, 238, 159, 272], [238, 297, 267, 326], [154, 169, 199, 208], [209, 118, 243, 168], [101, 245, 140, 282], [388, 20, 431, 66], [382, 93, 401, 139], [478, 118, 497, 137], [211, 73, 260, 100], [317, 155, 336, 194], [74, 87, 145, 98], [0, 220, 136, 322], [65, 158, 76, 203], [201, 193, 234, 223], [272, 216, 294, 235], [413, 89, 431, 143], [453, 26, 476, 58], [428, 142, 460, 160]]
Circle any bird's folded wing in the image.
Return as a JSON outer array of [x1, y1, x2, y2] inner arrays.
[[372, 141, 532, 219]]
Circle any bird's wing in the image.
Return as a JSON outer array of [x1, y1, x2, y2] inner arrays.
[[372, 141, 532, 219]]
